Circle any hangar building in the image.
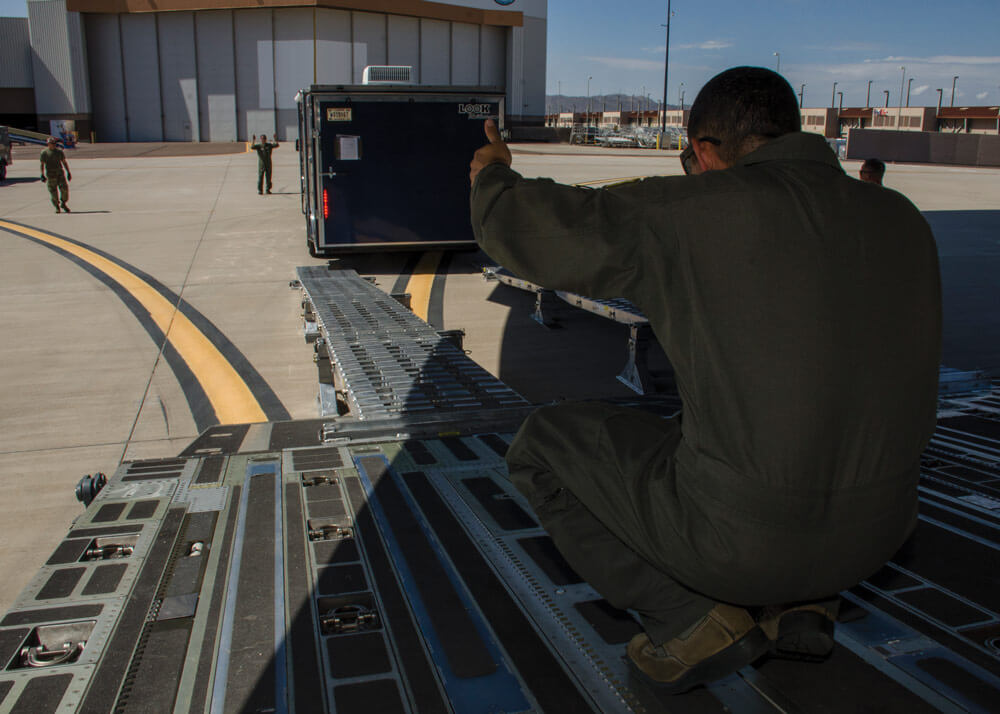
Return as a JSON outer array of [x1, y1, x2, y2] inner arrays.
[[11, 0, 546, 141]]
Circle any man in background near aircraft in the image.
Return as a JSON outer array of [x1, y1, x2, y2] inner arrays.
[[860, 158, 886, 185], [468, 67, 941, 694], [251, 134, 279, 195], [39, 137, 71, 213]]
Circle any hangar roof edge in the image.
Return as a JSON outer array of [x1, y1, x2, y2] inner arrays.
[[65, 0, 524, 27]]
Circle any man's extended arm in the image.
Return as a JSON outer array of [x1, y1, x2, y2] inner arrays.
[[62, 155, 71, 181], [469, 120, 655, 298], [470, 164, 653, 299]]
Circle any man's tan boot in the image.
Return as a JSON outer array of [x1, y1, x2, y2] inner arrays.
[[758, 599, 838, 662], [626, 604, 769, 694]]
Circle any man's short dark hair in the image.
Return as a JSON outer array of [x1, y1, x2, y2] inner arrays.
[[688, 67, 801, 164], [861, 158, 886, 176]]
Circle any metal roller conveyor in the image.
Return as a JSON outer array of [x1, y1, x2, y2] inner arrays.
[[299, 266, 527, 419]]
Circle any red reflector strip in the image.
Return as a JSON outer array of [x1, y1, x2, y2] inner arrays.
[[323, 188, 329, 219]]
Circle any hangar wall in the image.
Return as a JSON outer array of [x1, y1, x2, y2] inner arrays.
[[27, 0, 91, 134], [0, 17, 36, 127], [84, 8, 515, 143]]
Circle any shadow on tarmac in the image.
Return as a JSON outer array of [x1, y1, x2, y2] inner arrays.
[[925, 209, 1000, 376]]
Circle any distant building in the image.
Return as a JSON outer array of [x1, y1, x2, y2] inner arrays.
[[12, 0, 547, 141], [937, 106, 1000, 135], [664, 109, 688, 129]]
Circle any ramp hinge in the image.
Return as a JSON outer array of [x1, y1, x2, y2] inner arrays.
[[320, 604, 379, 635], [308, 524, 354, 542], [82, 544, 134, 561], [20, 641, 84, 668]]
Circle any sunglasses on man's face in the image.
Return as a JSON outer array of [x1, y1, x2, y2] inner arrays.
[[679, 145, 698, 175], [679, 137, 722, 175]]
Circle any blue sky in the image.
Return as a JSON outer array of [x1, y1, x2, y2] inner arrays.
[[547, 0, 1000, 109], [3, 0, 998, 109]]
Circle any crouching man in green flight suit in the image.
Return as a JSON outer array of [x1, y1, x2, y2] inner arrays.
[[40, 137, 71, 213], [468, 67, 941, 694], [251, 134, 279, 194]]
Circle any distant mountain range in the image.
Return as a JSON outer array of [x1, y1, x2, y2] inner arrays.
[[546, 94, 681, 113]]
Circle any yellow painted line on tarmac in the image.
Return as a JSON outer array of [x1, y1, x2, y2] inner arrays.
[[405, 251, 443, 322], [0, 220, 268, 425]]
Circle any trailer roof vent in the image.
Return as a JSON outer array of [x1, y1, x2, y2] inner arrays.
[[362, 66, 413, 85]]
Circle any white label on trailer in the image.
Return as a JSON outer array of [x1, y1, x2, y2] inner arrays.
[[327, 108, 352, 122], [338, 136, 360, 161]]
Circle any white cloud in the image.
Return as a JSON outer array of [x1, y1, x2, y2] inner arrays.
[[583, 56, 665, 71], [646, 40, 732, 52], [676, 40, 733, 50], [872, 55, 1000, 65], [978, 91, 989, 99], [912, 84, 929, 96], [806, 42, 879, 52]]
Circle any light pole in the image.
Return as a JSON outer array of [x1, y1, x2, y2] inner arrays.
[[680, 90, 685, 112], [936, 88, 943, 113], [678, 82, 684, 112], [883, 90, 889, 108], [799, 83, 805, 107], [586, 75, 592, 126], [866, 80, 873, 107], [951, 75, 959, 106], [897, 66, 905, 126], [773, 52, 780, 73], [906, 78, 914, 107], [837, 91, 843, 112], [831, 81, 838, 108], [660, 0, 673, 134]]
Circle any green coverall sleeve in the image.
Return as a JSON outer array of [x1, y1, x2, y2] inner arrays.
[[470, 163, 655, 300]]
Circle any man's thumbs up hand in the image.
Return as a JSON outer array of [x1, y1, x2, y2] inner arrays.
[[484, 118, 504, 145], [470, 118, 512, 186]]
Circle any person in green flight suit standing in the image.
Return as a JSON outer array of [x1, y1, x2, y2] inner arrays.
[[39, 137, 72, 213], [251, 134, 279, 194]]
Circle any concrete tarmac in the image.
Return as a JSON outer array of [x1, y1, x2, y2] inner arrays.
[[1, 142, 999, 612]]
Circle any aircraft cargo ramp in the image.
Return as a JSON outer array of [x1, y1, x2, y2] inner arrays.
[[1, 268, 1000, 713]]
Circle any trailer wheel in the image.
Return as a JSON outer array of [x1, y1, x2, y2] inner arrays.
[[308, 239, 320, 258]]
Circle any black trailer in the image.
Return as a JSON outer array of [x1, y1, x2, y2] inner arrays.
[[296, 85, 504, 256]]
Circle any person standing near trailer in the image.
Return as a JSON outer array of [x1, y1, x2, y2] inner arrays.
[[0, 126, 11, 182], [39, 137, 71, 213], [251, 134, 279, 194]]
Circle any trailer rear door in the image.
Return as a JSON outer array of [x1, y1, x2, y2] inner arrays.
[[313, 90, 503, 253]]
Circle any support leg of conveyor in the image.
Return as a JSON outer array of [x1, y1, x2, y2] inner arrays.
[[302, 305, 319, 343], [617, 323, 654, 395], [533, 289, 558, 327]]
